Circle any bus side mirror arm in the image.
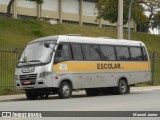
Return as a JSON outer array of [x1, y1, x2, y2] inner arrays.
[[44, 42, 56, 52]]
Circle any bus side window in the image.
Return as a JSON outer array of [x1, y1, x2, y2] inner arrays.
[[116, 46, 130, 61], [71, 44, 83, 60], [54, 44, 72, 63], [142, 47, 148, 61], [100, 45, 116, 61], [130, 47, 143, 61], [82, 44, 101, 61]]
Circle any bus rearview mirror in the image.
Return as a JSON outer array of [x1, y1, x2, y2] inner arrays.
[[44, 42, 50, 48]]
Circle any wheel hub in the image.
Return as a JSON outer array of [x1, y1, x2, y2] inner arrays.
[[120, 82, 126, 92], [63, 85, 70, 96]]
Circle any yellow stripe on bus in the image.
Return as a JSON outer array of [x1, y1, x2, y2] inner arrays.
[[53, 61, 150, 72]]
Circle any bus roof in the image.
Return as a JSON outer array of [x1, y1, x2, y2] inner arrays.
[[29, 36, 59, 44], [30, 35, 145, 47]]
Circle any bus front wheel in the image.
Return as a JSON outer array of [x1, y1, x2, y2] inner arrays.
[[58, 82, 72, 99], [25, 90, 38, 100]]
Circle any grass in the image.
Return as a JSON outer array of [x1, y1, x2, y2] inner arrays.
[[0, 17, 160, 95], [0, 88, 24, 95], [1, 18, 160, 51]]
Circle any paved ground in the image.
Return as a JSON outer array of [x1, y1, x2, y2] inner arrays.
[[0, 86, 160, 102], [0, 86, 160, 120]]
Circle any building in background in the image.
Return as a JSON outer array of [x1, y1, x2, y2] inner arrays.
[[0, 0, 136, 30]]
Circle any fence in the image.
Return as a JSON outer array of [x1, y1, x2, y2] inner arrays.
[[0, 43, 24, 94], [0, 43, 160, 94], [150, 50, 160, 85]]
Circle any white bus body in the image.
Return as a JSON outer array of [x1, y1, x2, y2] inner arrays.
[[14, 35, 151, 99]]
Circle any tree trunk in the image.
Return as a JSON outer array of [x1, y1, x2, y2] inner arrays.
[[6, 0, 15, 18]]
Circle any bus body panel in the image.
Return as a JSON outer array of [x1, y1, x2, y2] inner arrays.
[[53, 61, 150, 89]]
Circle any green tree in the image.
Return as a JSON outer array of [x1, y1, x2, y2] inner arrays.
[[96, 0, 147, 25], [6, 0, 43, 18], [141, 0, 160, 31], [152, 11, 160, 29]]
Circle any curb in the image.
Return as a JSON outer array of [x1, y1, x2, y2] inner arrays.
[[131, 88, 160, 92], [0, 94, 26, 102], [0, 98, 26, 102]]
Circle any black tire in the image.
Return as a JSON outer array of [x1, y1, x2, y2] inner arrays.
[[58, 82, 72, 99], [40, 94, 49, 99], [116, 79, 129, 95], [25, 90, 38, 100], [85, 88, 100, 96]]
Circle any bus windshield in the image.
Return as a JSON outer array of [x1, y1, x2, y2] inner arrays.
[[18, 41, 55, 66]]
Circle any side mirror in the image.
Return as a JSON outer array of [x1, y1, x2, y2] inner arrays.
[[44, 42, 50, 48]]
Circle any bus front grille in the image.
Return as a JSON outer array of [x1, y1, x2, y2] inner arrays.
[[19, 74, 37, 85]]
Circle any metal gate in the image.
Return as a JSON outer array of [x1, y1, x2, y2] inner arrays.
[[151, 50, 160, 85], [0, 43, 23, 94]]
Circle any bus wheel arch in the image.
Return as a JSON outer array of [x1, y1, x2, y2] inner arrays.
[[116, 77, 130, 94], [58, 79, 73, 99]]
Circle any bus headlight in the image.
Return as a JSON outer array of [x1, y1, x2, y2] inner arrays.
[[14, 75, 18, 80], [40, 71, 51, 77]]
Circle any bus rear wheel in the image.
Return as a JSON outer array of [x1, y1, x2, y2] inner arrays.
[[58, 82, 72, 99], [25, 90, 38, 100], [116, 79, 130, 95]]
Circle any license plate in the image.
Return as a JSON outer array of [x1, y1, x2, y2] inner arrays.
[[23, 80, 31, 85]]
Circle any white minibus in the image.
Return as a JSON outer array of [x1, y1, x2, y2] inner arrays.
[[14, 35, 151, 99]]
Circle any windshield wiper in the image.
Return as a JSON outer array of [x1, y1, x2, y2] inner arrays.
[[18, 61, 29, 64], [27, 60, 44, 64]]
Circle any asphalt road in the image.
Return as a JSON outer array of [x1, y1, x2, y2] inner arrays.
[[0, 90, 159, 111], [0, 89, 160, 120]]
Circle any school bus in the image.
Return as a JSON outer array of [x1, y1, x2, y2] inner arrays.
[[14, 35, 151, 100]]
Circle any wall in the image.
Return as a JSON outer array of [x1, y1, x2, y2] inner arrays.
[[0, 0, 135, 30]]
